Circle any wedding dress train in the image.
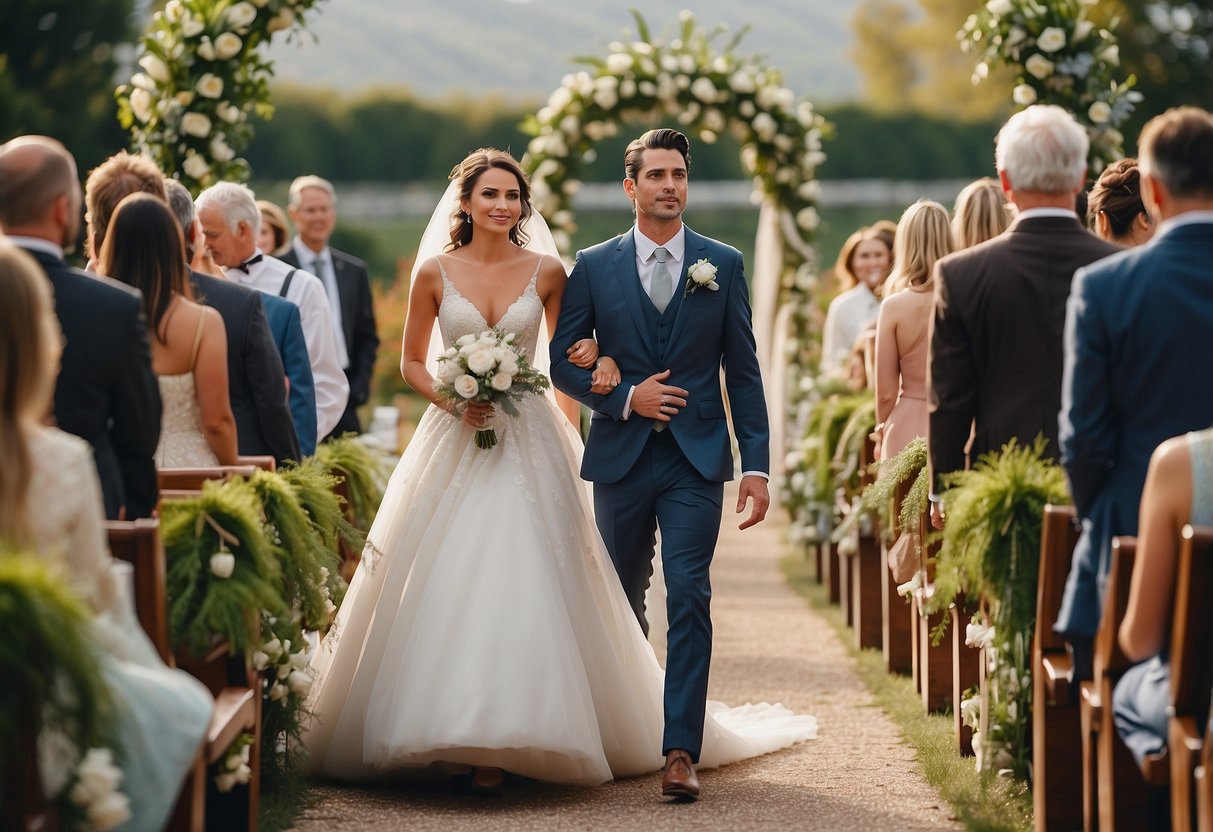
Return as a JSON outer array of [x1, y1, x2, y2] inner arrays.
[[303, 259, 816, 785]]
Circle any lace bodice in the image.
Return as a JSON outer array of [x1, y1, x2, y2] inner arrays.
[[156, 373, 219, 467], [436, 256, 543, 359]]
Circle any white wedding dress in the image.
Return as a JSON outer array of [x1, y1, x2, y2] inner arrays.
[[303, 261, 816, 785]]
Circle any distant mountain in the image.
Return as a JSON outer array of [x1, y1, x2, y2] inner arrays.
[[266, 0, 863, 104]]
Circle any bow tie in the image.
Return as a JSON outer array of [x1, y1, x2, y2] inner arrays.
[[234, 253, 263, 273]]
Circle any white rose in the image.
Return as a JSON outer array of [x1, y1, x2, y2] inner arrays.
[[87, 792, 132, 831], [466, 350, 496, 375], [437, 360, 460, 385], [72, 749, 123, 805], [196, 73, 223, 99], [175, 90, 194, 106], [796, 206, 821, 231], [960, 696, 981, 729], [214, 32, 243, 60], [234, 762, 252, 784], [217, 102, 242, 124], [181, 112, 211, 138], [210, 135, 235, 162], [689, 259, 717, 285], [269, 682, 289, 701], [225, 1, 258, 31], [138, 54, 171, 84], [196, 38, 216, 61], [985, 0, 1013, 14], [1036, 27, 1067, 53], [181, 15, 204, 38], [690, 77, 718, 103], [490, 373, 513, 392], [286, 669, 313, 696], [752, 112, 778, 142], [453, 374, 479, 399], [1098, 44, 1120, 66], [605, 53, 633, 75], [1088, 101, 1112, 124], [266, 7, 295, 33], [1025, 54, 1055, 80], [455, 333, 476, 348], [210, 551, 235, 578], [1012, 83, 1038, 106], [129, 89, 154, 123]]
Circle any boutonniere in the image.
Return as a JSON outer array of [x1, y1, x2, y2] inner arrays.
[[684, 258, 720, 297]]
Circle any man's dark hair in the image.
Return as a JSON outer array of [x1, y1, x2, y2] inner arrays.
[[623, 128, 691, 181], [1139, 107, 1213, 200]]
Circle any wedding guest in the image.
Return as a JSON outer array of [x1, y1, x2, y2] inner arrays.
[[820, 226, 893, 377], [99, 193, 238, 467], [83, 150, 169, 267], [952, 177, 1013, 250], [257, 198, 292, 257], [281, 175, 380, 438], [0, 242, 212, 832], [0, 136, 160, 519], [1056, 107, 1213, 677], [1087, 158, 1153, 246], [196, 181, 349, 440], [164, 179, 301, 465], [928, 105, 1120, 529], [874, 200, 952, 461]]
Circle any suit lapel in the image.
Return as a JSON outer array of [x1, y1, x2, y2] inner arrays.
[[613, 231, 660, 362], [661, 227, 704, 362]]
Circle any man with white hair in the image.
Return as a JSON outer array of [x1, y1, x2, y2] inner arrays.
[[195, 181, 349, 441], [927, 105, 1120, 527]]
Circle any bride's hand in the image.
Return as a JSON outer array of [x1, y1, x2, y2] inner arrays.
[[461, 401, 495, 429], [590, 356, 621, 395], [567, 338, 599, 369]]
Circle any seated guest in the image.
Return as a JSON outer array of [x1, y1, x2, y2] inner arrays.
[[1087, 158, 1153, 247], [165, 179, 301, 465], [952, 177, 1014, 250], [257, 199, 292, 257], [0, 243, 212, 832], [98, 193, 238, 467], [821, 226, 893, 378], [0, 136, 160, 519]]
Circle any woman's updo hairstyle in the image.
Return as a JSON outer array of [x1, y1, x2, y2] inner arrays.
[[446, 148, 533, 251], [1087, 157, 1146, 240]]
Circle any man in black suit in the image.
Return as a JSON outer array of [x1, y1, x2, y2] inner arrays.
[[0, 136, 160, 518], [928, 105, 1121, 528], [163, 178, 300, 465], [281, 175, 379, 438]]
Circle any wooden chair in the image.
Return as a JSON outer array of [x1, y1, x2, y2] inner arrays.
[[951, 594, 981, 756], [1078, 536, 1167, 832], [915, 526, 952, 713], [882, 481, 915, 675], [157, 458, 273, 494], [1168, 525, 1213, 832], [1198, 711, 1212, 832], [1033, 503, 1084, 832], [105, 519, 261, 832], [850, 435, 884, 650]]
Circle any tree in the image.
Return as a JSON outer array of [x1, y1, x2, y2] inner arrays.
[[0, 0, 135, 171], [851, 0, 917, 113]]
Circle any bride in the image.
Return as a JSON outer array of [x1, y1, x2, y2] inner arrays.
[[303, 148, 815, 793]]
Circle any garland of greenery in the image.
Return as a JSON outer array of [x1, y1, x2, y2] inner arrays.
[[278, 459, 366, 560], [861, 436, 929, 538], [116, 0, 327, 194], [313, 436, 391, 533], [926, 437, 1070, 778], [960, 0, 1142, 174], [0, 554, 112, 826]]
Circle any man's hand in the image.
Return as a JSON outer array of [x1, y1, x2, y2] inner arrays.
[[629, 370, 688, 422], [737, 475, 769, 530], [930, 501, 945, 530]]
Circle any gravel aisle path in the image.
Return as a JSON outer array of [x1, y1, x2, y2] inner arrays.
[[292, 486, 959, 831]]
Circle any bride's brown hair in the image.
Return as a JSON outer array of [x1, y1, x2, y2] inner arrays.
[[446, 148, 533, 251]]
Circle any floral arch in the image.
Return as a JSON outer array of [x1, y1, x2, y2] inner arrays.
[[522, 10, 828, 481]]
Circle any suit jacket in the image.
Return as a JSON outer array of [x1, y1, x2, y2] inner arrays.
[[928, 214, 1121, 494], [24, 247, 161, 519], [189, 271, 300, 464], [280, 245, 379, 436], [261, 293, 318, 457], [550, 226, 768, 484], [1056, 218, 1213, 640]]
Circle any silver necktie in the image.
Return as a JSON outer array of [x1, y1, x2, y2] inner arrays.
[[651, 246, 673, 314]]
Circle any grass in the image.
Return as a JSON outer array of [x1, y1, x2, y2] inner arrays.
[[780, 550, 1035, 832]]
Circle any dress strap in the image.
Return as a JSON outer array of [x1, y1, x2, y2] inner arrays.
[[188, 309, 206, 371], [1188, 428, 1213, 527]]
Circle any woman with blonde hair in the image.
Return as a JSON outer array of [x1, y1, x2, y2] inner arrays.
[[0, 242, 212, 832], [257, 198, 292, 257], [952, 177, 1013, 250], [873, 200, 953, 460], [821, 225, 893, 376]]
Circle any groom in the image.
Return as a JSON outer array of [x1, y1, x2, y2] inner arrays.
[[551, 128, 770, 801]]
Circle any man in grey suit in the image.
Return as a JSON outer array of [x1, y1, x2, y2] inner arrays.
[[1058, 107, 1213, 681], [928, 105, 1120, 529], [281, 175, 379, 438]]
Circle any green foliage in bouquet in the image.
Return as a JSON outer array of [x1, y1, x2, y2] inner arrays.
[[861, 436, 929, 538], [161, 479, 286, 656], [0, 554, 110, 794], [313, 436, 390, 533], [278, 459, 364, 574]]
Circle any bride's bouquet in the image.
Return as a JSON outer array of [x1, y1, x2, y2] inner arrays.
[[434, 329, 550, 450]]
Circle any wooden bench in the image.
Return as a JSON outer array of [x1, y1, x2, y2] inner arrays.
[[848, 435, 884, 650], [950, 594, 981, 756], [106, 519, 261, 832], [157, 456, 275, 494], [1032, 503, 1084, 832], [914, 527, 953, 714], [1078, 536, 1167, 832], [882, 481, 915, 676], [1169, 525, 1213, 832]]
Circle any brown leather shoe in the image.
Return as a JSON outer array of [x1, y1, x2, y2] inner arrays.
[[661, 749, 700, 801]]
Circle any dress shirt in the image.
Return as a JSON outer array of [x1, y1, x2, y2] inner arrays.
[[291, 238, 349, 369], [1154, 210, 1213, 236], [223, 250, 349, 438], [7, 235, 65, 260], [821, 284, 881, 378]]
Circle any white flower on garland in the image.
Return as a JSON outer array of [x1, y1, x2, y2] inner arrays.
[[69, 748, 132, 832], [214, 32, 243, 60], [181, 112, 211, 138], [1036, 27, 1067, 53], [196, 73, 223, 99]]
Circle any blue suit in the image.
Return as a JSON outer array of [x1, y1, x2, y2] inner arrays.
[[551, 225, 768, 761], [262, 293, 318, 457], [1056, 217, 1213, 647]]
